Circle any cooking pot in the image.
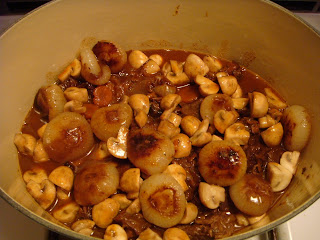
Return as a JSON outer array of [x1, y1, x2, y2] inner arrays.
[[1, 0, 319, 239]]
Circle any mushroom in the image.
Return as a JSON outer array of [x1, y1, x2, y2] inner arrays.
[[235, 214, 249, 227], [181, 115, 201, 137], [71, 219, 95, 236], [184, 54, 209, 79], [92, 198, 120, 228], [231, 84, 243, 98], [64, 100, 86, 114], [137, 228, 162, 240], [213, 109, 239, 134], [258, 114, 277, 128], [128, 50, 149, 69], [232, 98, 249, 110], [163, 228, 190, 240], [14, 133, 36, 157], [111, 194, 132, 210], [217, 75, 238, 96], [37, 124, 47, 138], [126, 198, 141, 214], [64, 87, 88, 103], [92, 141, 111, 160], [48, 166, 74, 191], [143, 59, 160, 75], [249, 92, 269, 118], [267, 162, 293, 192], [153, 84, 176, 97], [107, 126, 129, 159], [58, 59, 81, 82], [158, 120, 181, 138], [167, 113, 182, 127], [264, 88, 287, 109], [160, 93, 182, 111], [280, 151, 300, 175], [170, 60, 184, 74], [128, 94, 150, 128], [23, 168, 48, 184], [216, 71, 228, 78], [163, 164, 188, 191], [33, 140, 50, 163], [53, 201, 80, 223], [198, 182, 225, 209], [149, 54, 163, 66], [261, 122, 284, 147], [26, 179, 56, 209], [247, 213, 268, 225], [162, 62, 172, 76], [190, 118, 212, 147], [104, 224, 128, 240], [195, 75, 220, 96], [56, 187, 70, 200], [180, 202, 198, 224], [224, 122, 250, 145], [171, 133, 192, 158], [203, 56, 222, 73], [120, 168, 142, 199], [166, 71, 190, 86]]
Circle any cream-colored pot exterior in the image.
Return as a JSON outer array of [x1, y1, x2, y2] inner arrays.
[[0, 0, 319, 239]]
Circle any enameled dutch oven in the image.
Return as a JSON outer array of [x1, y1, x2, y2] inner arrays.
[[0, 0, 320, 239]]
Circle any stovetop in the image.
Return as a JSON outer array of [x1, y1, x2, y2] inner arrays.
[[1, 9, 319, 240]]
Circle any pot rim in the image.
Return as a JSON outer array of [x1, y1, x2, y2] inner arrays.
[[1, 0, 320, 239]]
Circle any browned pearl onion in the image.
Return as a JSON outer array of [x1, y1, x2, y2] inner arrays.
[[42, 112, 94, 163], [281, 105, 311, 151], [200, 93, 234, 124], [92, 41, 127, 73], [229, 174, 274, 216], [73, 161, 119, 206], [139, 173, 186, 228], [90, 103, 133, 142], [127, 128, 175, 175], [36, 85, 67, 120], [198, 140, 247, 186]]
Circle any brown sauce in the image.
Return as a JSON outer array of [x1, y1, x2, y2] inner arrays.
[[18, 49, 286, 239]]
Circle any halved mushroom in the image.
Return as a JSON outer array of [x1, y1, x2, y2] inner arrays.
[[143, 59, 160, 75], [64, 100, 86, 114], [126, 198, 141, 214], [128, 50, 148, 69], [163, 228, 190, 240], [163, 164, 188, 191], [149, 54, 163, 66], [171, 133, 192, 158], [198, 182, 225, 209], [232, 98, 249, 110], [33, 139, 50, 163], [249, 92, 269, 118], [120, 168, 142, 199], [48, 166, 74, 191], [23, 168, 48, 184], [111, 194, 132, 210], [261, 122, 284, 147], [64, 87, 88, 103], [264, 88, 287, 109], [128, 94, 150, 128], [14, 133, 36, 157], [195, 75, 219, 96], [180, 115, 201, 137], [259, 114, 277, 128], [92, 198, 120, 228], [267, 162, 293, 192], [26, 179, 56, 209], [180, 202, 198, 224], [37, 124, 47, 138], [58, 59, 81, 82], [231, 84, 243, 98], [104, 224, 128, 240], [217, 75, 238, 96], [71, 219, 95, 236], [203, 56, 222, 73], [280, 151, 300, 175], [158, 120, 180, 138], [137, 228, 162, 240], [224, 123, 250, 145], [190, 118, 212, 147], [213, 109, 239, 134], [53, 201, 80, 223], [184, 54, 209, 79], [107, 126, 129, 159]]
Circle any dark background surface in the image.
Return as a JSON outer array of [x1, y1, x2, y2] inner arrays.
[[0, 0, 320, 15]]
